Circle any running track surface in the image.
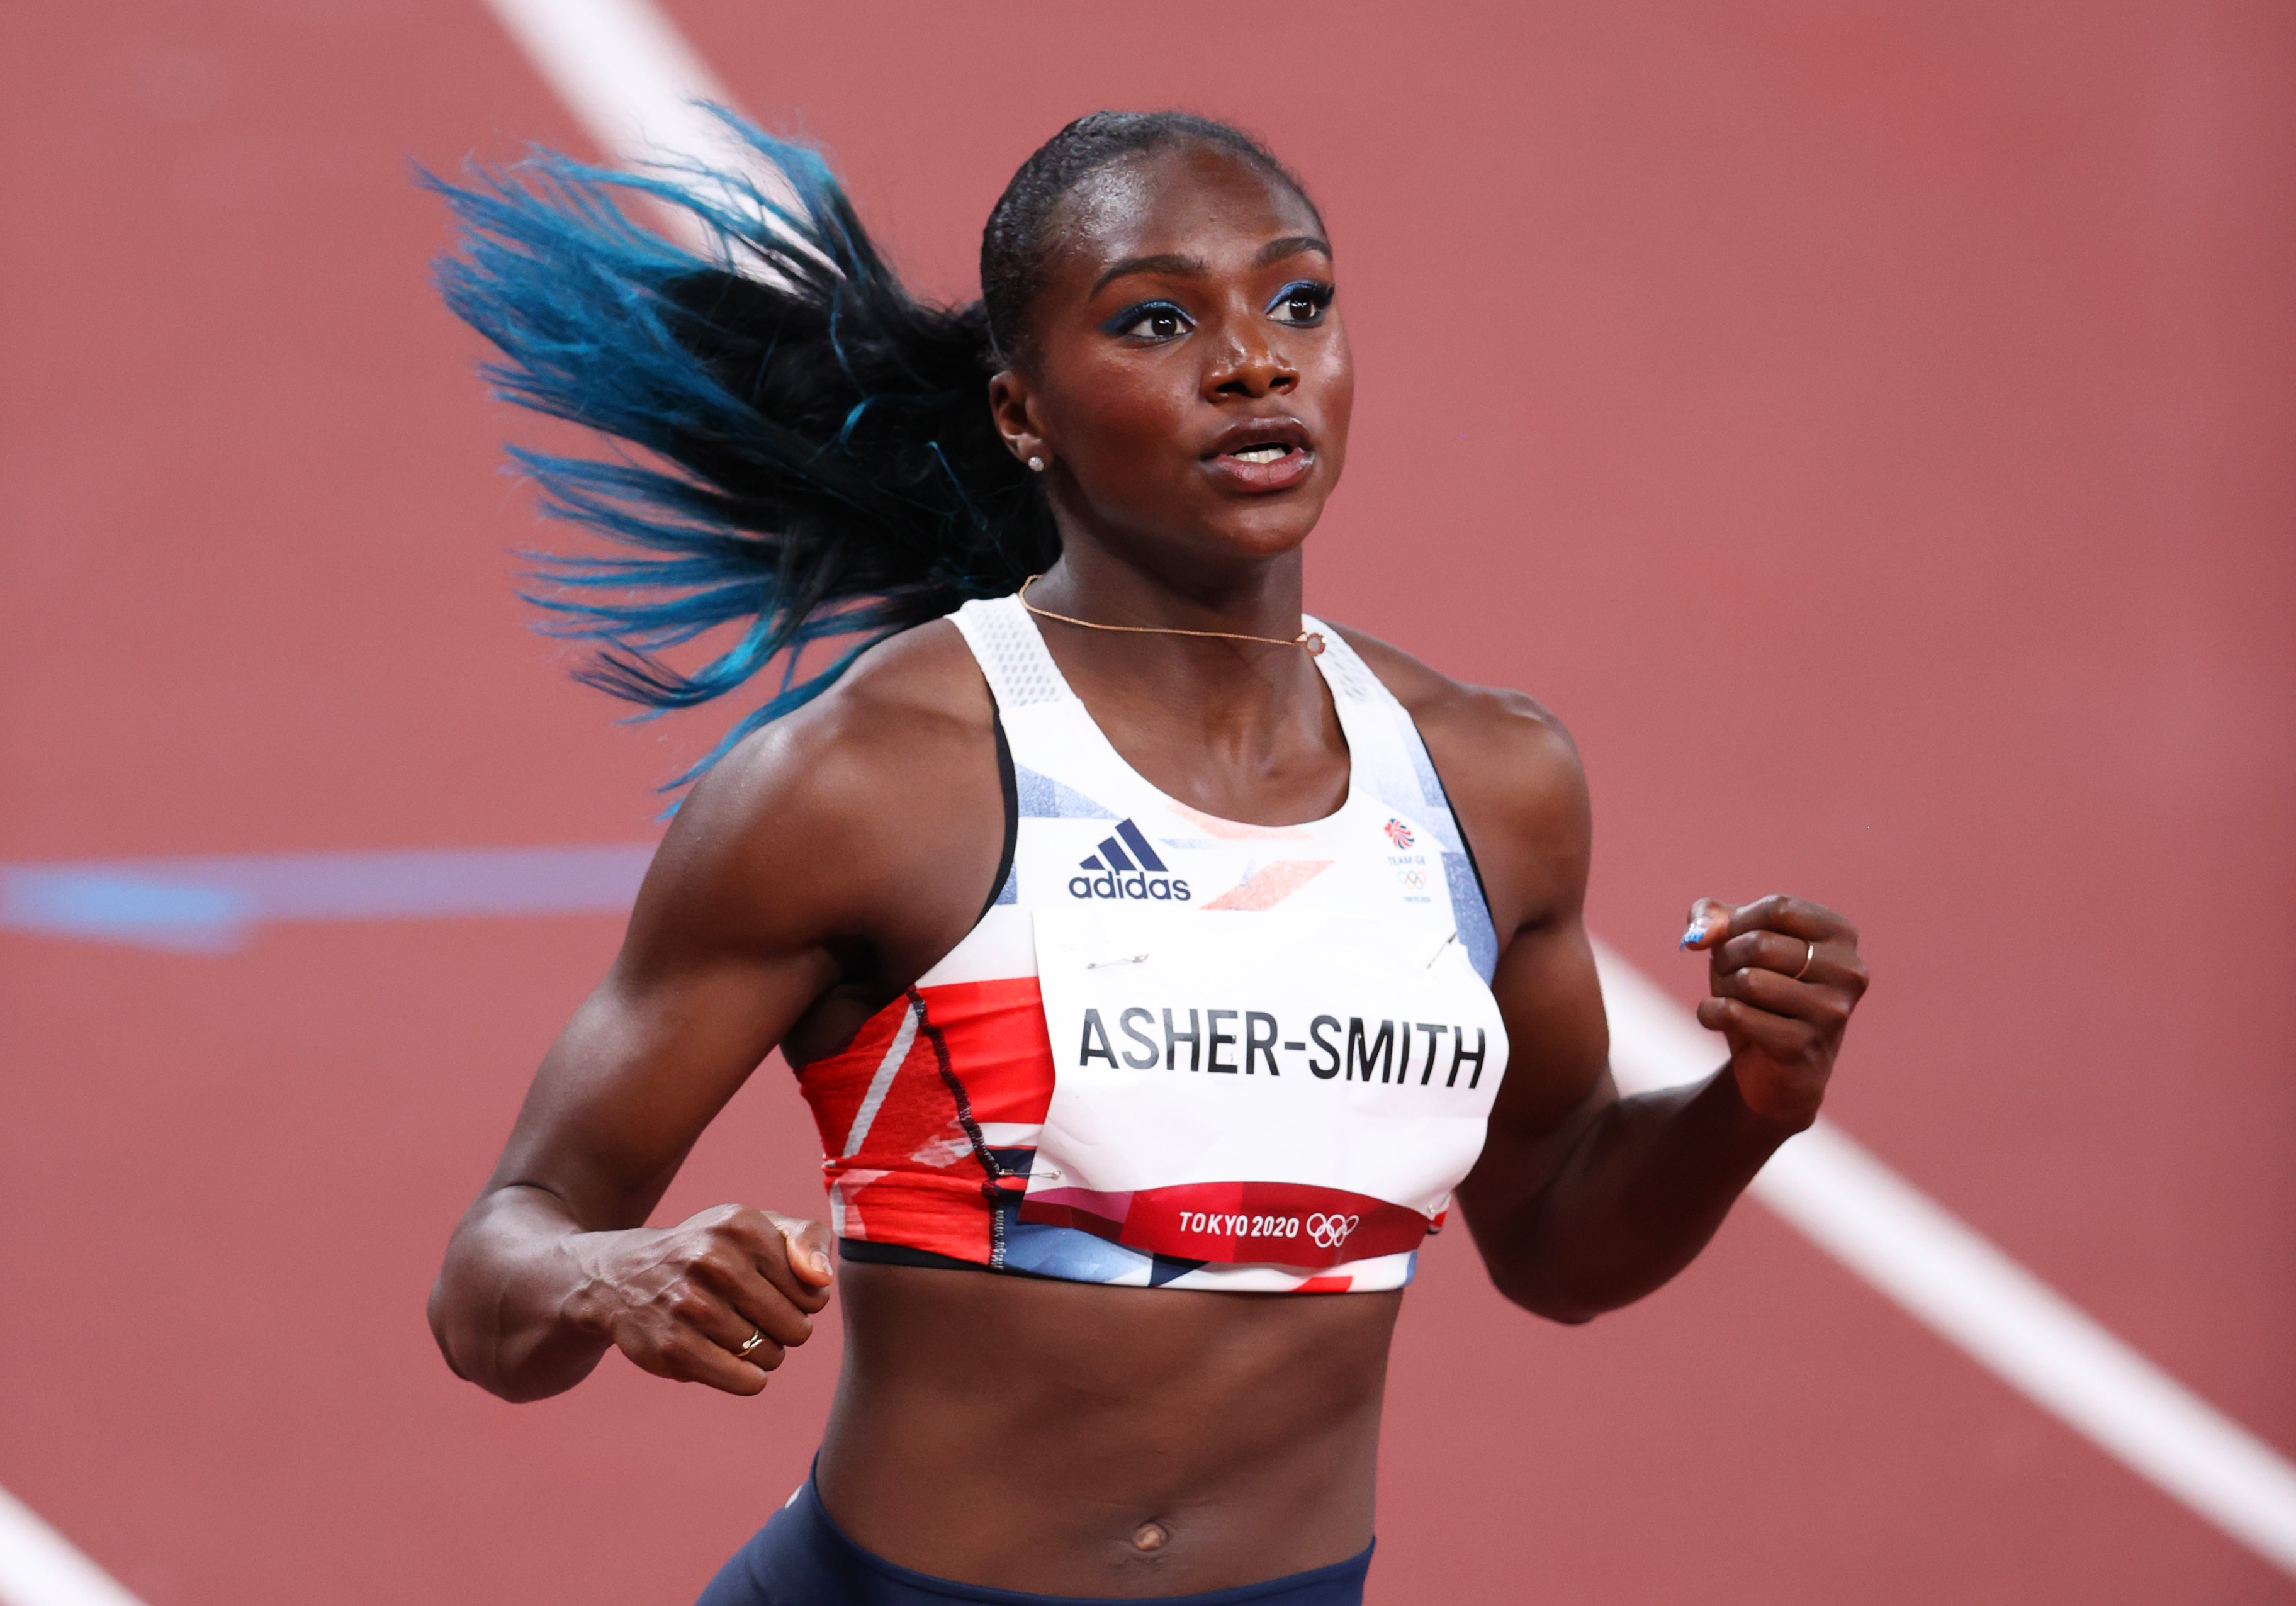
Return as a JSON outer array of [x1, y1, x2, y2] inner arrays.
[[4, 4, 2293, 1602]]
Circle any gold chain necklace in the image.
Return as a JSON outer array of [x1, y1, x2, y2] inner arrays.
[[1018, 574, 1325, 656]]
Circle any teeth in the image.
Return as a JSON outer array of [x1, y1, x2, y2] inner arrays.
[[1231, 444, 1291, 464]]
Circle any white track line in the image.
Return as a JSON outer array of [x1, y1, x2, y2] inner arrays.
[[464, 0, 2296, 1576], [481, 0, 737, 174], [0, 1490, 145, 1606], [479, 0, 801, 253], [1599, 945, 2296, 1572]]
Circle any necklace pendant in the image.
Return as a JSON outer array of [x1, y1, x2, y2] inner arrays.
[[1302, 631, 1326, 656]]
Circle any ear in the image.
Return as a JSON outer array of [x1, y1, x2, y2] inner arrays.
[[988, 368, 1050, 472]]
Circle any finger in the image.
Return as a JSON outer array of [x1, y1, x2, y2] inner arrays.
[[767, 1211, 837, 1289], [726, 1210, 833, 1319], [1679, 897, 1733, 950], [678, 1214, 818, 1346], [1710, 962, 1851, 1027], [677, 1281, 791, 1369], [1713, 929, 1827, 982], [631, 1248, 796, 1364], [615, 1312, 776, 1395], [1714, 930, 1871, 997], [1719, 894, 1857, 945], [707, 1252, 817, 1349], [1696, 994, 1824, 1058], [647, 1328, 773, 1396]]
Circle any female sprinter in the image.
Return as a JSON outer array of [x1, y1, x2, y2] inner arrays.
[[426, 111, 1869, 1604]]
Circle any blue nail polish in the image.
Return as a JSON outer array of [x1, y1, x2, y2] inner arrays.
[[1679, 923, 1705, 948]]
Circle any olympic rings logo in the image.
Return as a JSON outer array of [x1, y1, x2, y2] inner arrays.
[[1305, 1213, 1361, 1249]]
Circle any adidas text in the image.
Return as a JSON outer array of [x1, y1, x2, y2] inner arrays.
[[1071, 820, 1190, 902], [1068, 871, 1192, 902]]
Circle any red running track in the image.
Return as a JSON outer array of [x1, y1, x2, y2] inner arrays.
[[3, 3, 2292, 1600]]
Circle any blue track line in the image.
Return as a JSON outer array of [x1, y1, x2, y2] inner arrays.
[[0, 844, 655, 950]]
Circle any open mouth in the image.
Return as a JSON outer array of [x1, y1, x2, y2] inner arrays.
[[1227, 443, 1296, 464], [1202, 418, 1314, 487]]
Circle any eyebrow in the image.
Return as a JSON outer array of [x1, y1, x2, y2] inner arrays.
[[1089, 235, 1334, 298], [1091, 252, 1205, 297], [1255, 235, 1332, 268]]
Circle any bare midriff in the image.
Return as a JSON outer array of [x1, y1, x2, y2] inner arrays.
[[816, 1262, 1401, 1598]]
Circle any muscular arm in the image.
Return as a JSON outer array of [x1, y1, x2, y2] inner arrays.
[[428, 623, 1005, 1401], [1342, 630, 1868, 1323], [1457, 929, 1801, 1323]]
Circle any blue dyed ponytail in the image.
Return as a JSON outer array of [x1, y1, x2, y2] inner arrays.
[[425, 114, 1056, 785]]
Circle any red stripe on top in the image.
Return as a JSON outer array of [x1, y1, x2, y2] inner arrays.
[[796, 1000, 908, 1158], [794, 977, 1057, 1263], [907, 975, 1057, 1125]]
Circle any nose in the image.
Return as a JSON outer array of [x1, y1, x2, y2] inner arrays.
[[1203, 318, 1297, 401]]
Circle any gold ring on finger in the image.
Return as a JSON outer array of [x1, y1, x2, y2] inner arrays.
[[736, 1328, 765, 1359], [1793, 940, 1818, 981]]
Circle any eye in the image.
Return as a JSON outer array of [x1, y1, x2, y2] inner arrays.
[[1102, 300, 1193, 342], [1267, 281, 1334, 326]]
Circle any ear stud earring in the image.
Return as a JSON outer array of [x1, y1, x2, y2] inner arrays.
[[1027, 456, 1045, 472]]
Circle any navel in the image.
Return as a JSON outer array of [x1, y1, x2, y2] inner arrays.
[[1131, 1520, 1170, 1553]]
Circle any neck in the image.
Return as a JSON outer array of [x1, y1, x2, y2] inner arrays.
[[1021, 542, 1340, 824], [1031, 539, 1308, 647]]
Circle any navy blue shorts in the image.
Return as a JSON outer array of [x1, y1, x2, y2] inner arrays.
[[694, 1471, 1373, 1606]]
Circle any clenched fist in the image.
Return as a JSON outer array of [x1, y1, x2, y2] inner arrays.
[[566, 1205, 836, 1396], [1680, 894, 1869, 1130]]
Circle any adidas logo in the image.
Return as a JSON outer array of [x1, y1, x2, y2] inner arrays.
[[1068, 819, 1192, 902]]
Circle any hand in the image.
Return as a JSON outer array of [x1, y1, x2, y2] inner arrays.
[[569, 1204, 835, 1396], [1680, 894, 1869, 1129]]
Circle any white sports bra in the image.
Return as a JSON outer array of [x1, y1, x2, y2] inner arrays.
[[795, 595, 1508, 1293]]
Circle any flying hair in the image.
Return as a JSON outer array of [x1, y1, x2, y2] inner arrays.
[[427, 107, 1312, 787]]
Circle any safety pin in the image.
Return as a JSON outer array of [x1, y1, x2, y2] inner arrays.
[[991, 1165, 1062, 1186], [1086, 953, 1149, 969], [1425, 931, 1458, 969], [987, 1165, 1056, 1193]]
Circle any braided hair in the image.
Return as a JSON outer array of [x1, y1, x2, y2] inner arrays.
[[427, 108, 1313, 785]]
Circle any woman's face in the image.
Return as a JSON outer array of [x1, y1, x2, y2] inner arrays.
[[991, 142, 1353, 578]]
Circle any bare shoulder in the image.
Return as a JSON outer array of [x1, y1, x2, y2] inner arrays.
[[1332, 624, 1589, 936], [1332, 624, 1584, 809], [680, 619, 990, 832], [625, 619, 1003, 967]]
